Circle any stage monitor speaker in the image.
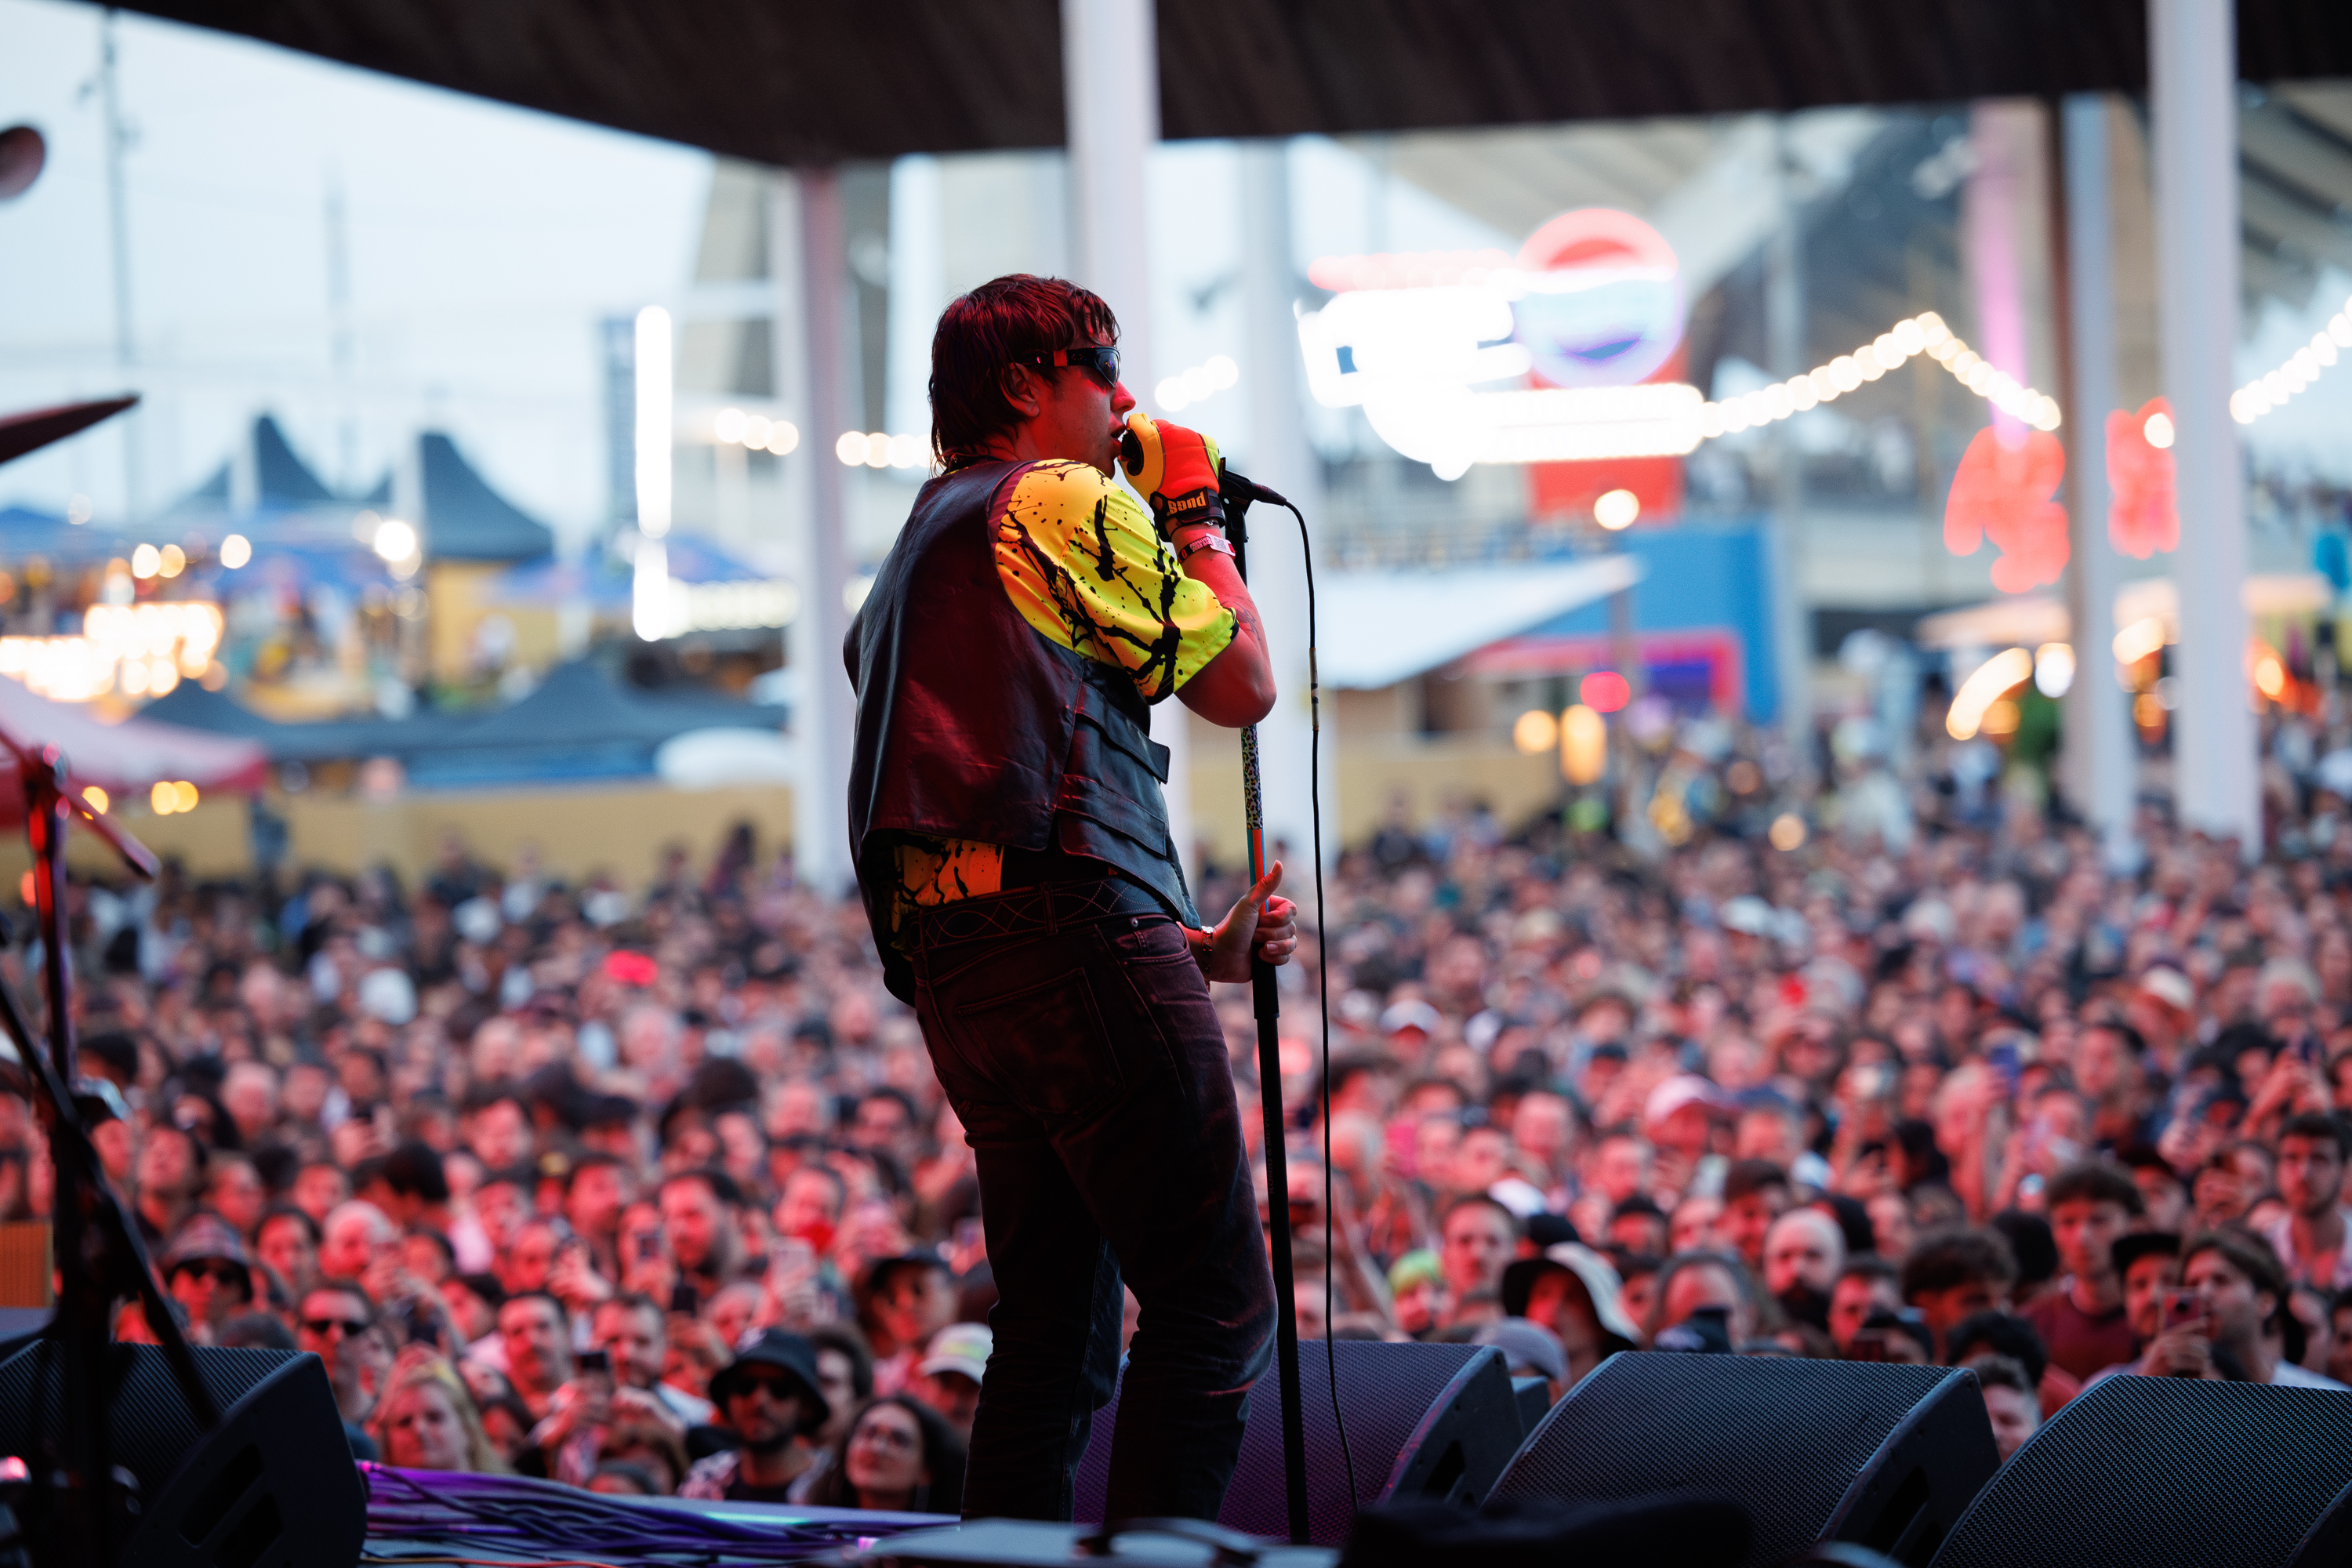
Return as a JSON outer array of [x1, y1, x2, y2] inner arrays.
[[1928, 1374, 2352, 1568], [0, 1339, 365, 1568], [1492, 1352, 1999, 1568], [1074, 1340, 1521, 1544]]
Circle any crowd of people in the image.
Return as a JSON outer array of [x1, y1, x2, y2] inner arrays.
[[8, 697, 2352, 1510]]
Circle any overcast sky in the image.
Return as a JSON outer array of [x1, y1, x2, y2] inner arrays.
[[0, 0, 711, 536]]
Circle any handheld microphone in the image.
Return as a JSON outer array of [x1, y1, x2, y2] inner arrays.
[[1220, 465, 1288, 510]]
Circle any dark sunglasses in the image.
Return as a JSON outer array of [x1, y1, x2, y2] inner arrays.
[[174, 1261, 247, 1287], [730, 1374, 804, 1401], [301, 1316, 371, 1338], [1017, 344, 1120, 389]]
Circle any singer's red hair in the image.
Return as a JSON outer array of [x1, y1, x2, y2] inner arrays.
[[928, 274, 1118, 465]]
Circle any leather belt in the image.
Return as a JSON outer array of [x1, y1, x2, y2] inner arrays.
[[913, 875, 1174, 949]]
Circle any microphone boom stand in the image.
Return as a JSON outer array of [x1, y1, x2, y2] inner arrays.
[[1224, 493, 1310, 1546], [0, 732, 216, 1567]]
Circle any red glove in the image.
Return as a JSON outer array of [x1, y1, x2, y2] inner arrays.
[[1120, 412, 1226, 537]]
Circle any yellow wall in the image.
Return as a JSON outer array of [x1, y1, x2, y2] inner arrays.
[[282, 780, 797, 884], [427, 562, 563, 684], [0, 782, 797, 887], [1188, 733, 1561, 866]]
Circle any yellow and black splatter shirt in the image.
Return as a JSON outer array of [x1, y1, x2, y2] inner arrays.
[[887, 460, 1235, 940]]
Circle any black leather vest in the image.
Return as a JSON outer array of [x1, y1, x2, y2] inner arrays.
[[844, 460, 1198, 985]]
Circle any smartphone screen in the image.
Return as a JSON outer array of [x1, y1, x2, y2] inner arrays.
[[1849, 1330, 1889, 1363], [2160, 1287, 2203, 1334]]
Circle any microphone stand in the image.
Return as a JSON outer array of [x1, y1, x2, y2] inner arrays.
[[0, 731, 216, 1567], [1223, 490, 1310, 1546]]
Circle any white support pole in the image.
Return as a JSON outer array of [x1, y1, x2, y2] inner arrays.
[[1764, 125, 1812, 761], [2061, 95, 2140, 867], [1063, 0, 1192, 873], [1239, 140, 1336, 876], [789, 169, 857, 895], [2150, 0, 2257, 852]]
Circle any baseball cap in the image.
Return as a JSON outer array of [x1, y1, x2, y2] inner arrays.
[[1645, 1073, 1730, 1129], [1380, 1000, 1443, 1038], [917, 1322, 993, 1385], [2140, 967, 2195, 1014], [163, 1213, 253, 1296]]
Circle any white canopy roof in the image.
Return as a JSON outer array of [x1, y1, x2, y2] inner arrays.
[[1316, 554, 1645, 689]]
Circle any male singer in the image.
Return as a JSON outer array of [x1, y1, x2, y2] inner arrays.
[[845, 274, 1294, 1520]]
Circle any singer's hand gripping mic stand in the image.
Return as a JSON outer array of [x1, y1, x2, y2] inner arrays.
[[1221, 483, 1311, 1547]]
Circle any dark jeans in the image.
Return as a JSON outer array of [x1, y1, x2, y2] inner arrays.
[[907, 889, 1276, 1523]]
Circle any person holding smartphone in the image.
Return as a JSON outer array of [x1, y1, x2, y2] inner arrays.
[[2139, 1231, 2350, 1388]]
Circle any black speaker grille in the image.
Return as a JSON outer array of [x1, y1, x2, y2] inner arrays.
[[1223, 1341, 1483, 1544], [1076, 1339, 1487, 1543], [0, 1343, 294, 1494], [1930, 1377, 2352, 1568], [1495, 1353, 1954, 1567]]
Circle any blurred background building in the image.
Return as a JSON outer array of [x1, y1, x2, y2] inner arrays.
[[3, 0, 2351, 889]]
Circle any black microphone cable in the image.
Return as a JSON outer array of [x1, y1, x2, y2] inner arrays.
[[1245, 478, 1359, 1518]]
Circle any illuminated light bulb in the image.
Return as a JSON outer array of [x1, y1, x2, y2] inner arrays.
[[2314, 335, 2339, 367], [1769, 812, 1808, 851], [131, 544, 160, 579], [862, 433, 890, 469], [1788, 378, 1820, 411], [742, 414, 772, 448], [1873, 334, 1904, 368], [220, 534, 252, 569], [2034, 642, 2075, 698], [714, 407, 747, 445], [1807, 368, 1838, 401], [1831, 357, 1863, 392], [1581, 670, 1632, 713], [1156, 378, 1189, 412], [765, 422, 799, 456], [82, 786, 107, 814], [172, 781, 198, 812], [2230, 392, 2257, 424], [1892, 319, 1926, 355], [1181, 366, 1213, 401], [1560, 704, 1607, 785], [150, 781, 175, 814], [148, 659, 179, 696], [1593, 489, 1640, 531], [1206, 355, 1239, 389], [2331, 314, 2352, 347], [158, 544, 185, 579], [373, 518, 418, 562], [1947, 647, 2035, 739], [1698, 405, 1727, 439], [1764, 383, 1795, 419], [1512, 708, 1559, 754], [2144, 412, 2175, 449], [887, 434, 922, 469], [836, 431, 866, 466]]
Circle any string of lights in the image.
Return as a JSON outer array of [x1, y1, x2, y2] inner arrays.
[[2229, 290, 2352, 424], [1697, 310, 2063, 441]]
